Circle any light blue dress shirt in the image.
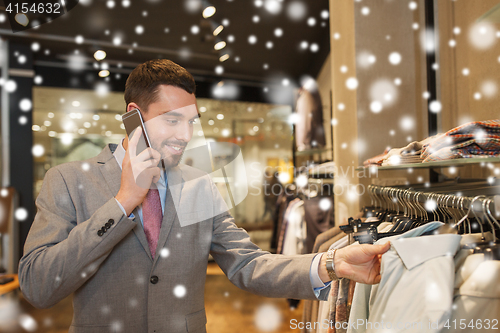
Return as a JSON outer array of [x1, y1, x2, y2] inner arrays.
[[111, 139, 329, 293]]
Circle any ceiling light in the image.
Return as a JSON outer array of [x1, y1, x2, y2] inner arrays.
[[15, 13, 29, 26], [213, 24, 224, 36], [94, 50, 106, 61], [99, 70, 110, 77], [203, 5, 216, 18], [219, 54, 230, 62], [214, 41, 226, 50]]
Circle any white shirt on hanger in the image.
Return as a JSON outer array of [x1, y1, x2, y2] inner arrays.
[[448, 254, 500, 332], [348, 222, 462, 333]]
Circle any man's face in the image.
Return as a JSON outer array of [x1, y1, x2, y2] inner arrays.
[[135, 85, 198, 168]]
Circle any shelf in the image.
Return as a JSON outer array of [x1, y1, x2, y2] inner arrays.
[[295, 148, 331, 156], [356, 157, 500, 171], [308, 178, 334, 184]]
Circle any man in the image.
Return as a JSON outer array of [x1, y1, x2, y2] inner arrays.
[[19, 59, 389, 332]]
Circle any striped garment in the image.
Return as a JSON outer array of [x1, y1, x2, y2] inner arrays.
[[423, 138, 500, 162], [421, 120, 500, 162]]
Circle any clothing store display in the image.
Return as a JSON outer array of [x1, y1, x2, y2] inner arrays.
[[421, 119, 500, 162], [423, 138, 500, 162], [319, 233, 346, 254], [335, 278, 350, 333], [364, 120, 500, 168], [327, 280, 340, 333], [304, 196, 335, 253], [363, 137, 432, 167], [381, 141, 423, 166], [348, 222, 462, 333], [317, 299, 330, 333], [363, 148, 390, 167], [313, 227, 342, 252], [273, 191, 335, 255], [295, 88, 326, 152], [307, 234, 349, 333], [301, 227, 342, 333], [277, 198, 302, 253], [448, 259, 500, 331], [347, 280, 356, 323], [271, 193, 292, 250], [282, 201, 306, 255]]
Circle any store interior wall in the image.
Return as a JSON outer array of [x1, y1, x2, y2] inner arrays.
[[353, 0, 429, 165], [329, 0, 360, 225], [437, 0, 500, 131]]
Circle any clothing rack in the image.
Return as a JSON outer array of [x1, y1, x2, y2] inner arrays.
[[368, 184, 500, 217]]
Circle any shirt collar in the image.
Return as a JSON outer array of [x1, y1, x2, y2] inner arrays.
[[113, 139, 166, 187]]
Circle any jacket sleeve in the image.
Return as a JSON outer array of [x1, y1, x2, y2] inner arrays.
[[208, 180, 322, 301], [18, 167, 137, 309]]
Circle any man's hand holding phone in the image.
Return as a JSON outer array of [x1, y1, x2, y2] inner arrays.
[[115, 127, 162, 216]]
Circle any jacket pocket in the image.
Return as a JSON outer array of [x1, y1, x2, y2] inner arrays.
[[185, 309, 207, 332]]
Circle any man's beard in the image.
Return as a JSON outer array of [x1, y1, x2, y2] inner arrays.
[[153, 140, 187, 169], [161, 150, 185, 169]]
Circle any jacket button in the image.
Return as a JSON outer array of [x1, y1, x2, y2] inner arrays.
[[97, 230, 104, 237], [108, 219, 114, 225], [150, 276, 159, 284], [105, 222, 111, 229], [101, 226, 107, 233]]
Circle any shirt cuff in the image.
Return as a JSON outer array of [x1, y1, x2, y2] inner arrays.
[[310, 253, 329, 289], [114, 198, 135, 219]]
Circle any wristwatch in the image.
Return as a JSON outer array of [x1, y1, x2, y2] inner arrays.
[[325, 248, 340, 281]]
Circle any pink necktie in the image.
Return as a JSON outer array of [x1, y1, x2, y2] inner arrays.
[[142, 187, 162, 258]]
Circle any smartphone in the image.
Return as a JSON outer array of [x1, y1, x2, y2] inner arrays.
[[121, 108, 152, 156]]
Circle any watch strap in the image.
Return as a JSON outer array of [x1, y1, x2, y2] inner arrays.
[[325, 248, 340, 281]]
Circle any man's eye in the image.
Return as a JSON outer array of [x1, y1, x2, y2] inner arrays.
[[189, 119, 198, 125], [167, 119, 178, 124]]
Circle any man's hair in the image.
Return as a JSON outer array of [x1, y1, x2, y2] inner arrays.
[[124, 59, 196, 111]]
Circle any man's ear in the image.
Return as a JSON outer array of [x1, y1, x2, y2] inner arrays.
[[127, 103, 140, 112]]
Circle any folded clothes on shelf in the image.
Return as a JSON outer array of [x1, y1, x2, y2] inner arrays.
[[363, 148, 390, 167], [363, 120, 500, 167], [423, 138, 500, 162], [421, 119, 500, 162], [381, 141, 424, 166]]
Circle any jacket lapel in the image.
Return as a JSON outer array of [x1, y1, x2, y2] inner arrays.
[[131, 208, 153, 260], [97, 145, 121, 198], [97, 144, 153, 261], [153, 165, 183, 263]]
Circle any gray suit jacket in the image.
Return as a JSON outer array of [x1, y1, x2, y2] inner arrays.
[[19, 144, 328, 333]]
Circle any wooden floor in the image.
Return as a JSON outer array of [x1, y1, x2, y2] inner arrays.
[[0, 263, 304, 332]]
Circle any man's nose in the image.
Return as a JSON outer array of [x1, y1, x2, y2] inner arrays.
[[175, 121, 192, 143]]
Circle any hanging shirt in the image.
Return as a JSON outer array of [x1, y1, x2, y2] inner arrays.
[[447, 254, 500, 332], [348, 222, 462, 333], [282, 201, 306, 255]]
